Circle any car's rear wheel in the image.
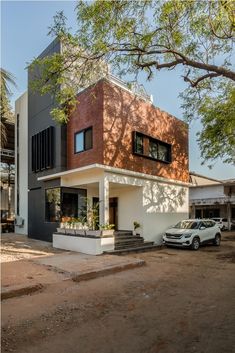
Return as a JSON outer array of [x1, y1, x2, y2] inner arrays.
[[213, 234, 221, 246], [191, 237, 200, 250]]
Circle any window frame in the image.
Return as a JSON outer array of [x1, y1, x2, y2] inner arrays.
[[132, 131, 172, 164], [74, 126, 93, 154]]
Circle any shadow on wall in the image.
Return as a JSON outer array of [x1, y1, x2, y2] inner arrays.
[[103, 81, 189, 183], [143, 182, 187, 213]]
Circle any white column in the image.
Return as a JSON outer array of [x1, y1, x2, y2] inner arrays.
[[99, 177, 109, 226]]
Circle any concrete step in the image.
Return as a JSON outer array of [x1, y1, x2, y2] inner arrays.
[[115, 242, 146, 250], [114, 237, 144, 244], [105, 243, 161, 255]]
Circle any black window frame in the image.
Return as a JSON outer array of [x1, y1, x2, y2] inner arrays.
[[132, 131, 172, 164], [74, 126, 93, 154]]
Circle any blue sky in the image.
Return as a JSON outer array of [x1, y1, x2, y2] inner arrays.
[[1, 0, 234, 180]]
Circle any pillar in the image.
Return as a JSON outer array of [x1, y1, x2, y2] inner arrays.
[[99, 177, 109, 226]]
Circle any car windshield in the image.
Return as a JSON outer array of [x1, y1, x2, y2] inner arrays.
[[173, 221, 199, 229]]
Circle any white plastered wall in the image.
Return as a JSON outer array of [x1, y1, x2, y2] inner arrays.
[[60, 168, 189, 244], [15, 92, 28, 234], [107, 172, 189, 244]]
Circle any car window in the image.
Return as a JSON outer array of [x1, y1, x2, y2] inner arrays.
[[207, 221, 214, 228], [222, 218, 227, 222], [174, 221, 199, 229], [200, 221, 207, 228]]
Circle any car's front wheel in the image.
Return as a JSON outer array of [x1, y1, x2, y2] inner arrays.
[[191, 237, 200, 251], [213, 234, 221, 246]]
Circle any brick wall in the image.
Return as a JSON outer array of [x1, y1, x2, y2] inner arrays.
[[102, 80, 189, 183], [67, 82, 104, 170], [67, 79, 189, 183]]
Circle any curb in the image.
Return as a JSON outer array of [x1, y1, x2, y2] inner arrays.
[[1, 283, 44, 301], [71, 259, 146, 282]]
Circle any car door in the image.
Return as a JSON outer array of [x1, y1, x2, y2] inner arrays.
[[198, 221, 210, 242]]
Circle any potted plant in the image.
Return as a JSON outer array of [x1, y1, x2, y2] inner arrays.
[[85, 198, 102, 237], [133, 221, 141, 236], [64, 217, 75, 235], [100, 223, 115, 237], [75, 217, 88, 236]]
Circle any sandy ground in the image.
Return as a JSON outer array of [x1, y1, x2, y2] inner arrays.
[[1, 232, 235, 353]]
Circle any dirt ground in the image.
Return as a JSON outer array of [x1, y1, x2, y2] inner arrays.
[[2, 232, 235, 353]]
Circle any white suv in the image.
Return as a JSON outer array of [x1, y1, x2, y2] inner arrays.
[[211, 218, 228, 230], [163, 219, 221, 250]]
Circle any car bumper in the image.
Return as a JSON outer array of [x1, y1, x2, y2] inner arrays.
[[163, 237, 192, 247]]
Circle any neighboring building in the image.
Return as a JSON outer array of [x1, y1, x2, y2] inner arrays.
[[0, 121, 15, 232], [15, 92, 28, 234], [15, 40, 190, 245], [189, 172, 235, 230]]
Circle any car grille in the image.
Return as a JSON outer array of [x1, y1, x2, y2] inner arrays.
[[165, 233, 183, 239]]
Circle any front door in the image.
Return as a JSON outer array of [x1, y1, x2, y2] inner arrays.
[[109, 198, 118, 230]]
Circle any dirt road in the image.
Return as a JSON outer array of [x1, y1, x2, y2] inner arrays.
[[2, 232, 235, 353]]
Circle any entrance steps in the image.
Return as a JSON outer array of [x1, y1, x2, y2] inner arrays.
[[105, 231, 160, 254]]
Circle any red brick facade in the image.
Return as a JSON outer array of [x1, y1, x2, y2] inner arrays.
[[67, 79, 189, 183]]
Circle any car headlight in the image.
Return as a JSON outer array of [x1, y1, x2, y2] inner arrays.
[[184, 233, 192, 238]]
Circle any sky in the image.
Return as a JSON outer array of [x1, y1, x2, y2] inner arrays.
[[1, 0, 235, 180]]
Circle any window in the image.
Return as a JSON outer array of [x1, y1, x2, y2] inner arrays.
[[32, 126, 54, 172], [133, 131, 171, 163], [135, 133, 144, 154], [75, 127, 93, 153], [45, 187, 87, 222], [45, 188, 61, 222]]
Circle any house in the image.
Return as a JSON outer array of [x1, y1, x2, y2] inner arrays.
[[14, 40, 189, 252], [189, 172, 235, 230]]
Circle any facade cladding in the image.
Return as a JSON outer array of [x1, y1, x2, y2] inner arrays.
[[67, 80, 189, 183], [28, 39, 71, 241]]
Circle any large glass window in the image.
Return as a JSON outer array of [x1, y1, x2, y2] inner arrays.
[[133, 131, 171, 163], [45, 187, 87, 222], [75, 127, 93, 153], [135, 133, 144, 154], [45, 188, 61, 222]]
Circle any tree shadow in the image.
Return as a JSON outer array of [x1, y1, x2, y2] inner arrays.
[[102, 80, 189, 184]]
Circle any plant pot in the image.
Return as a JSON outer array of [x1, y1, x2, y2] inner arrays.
[[101, 230, 115, 237], [132, 230, 136, 236], [57, 228, 66, 234], [75, 229, 86, 236], [86, 230, 102, 237], [66, 228, 76, 235]]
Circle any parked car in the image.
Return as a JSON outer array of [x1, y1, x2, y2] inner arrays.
[[163, 219, 221, 250], [211, 218, 228, 230]]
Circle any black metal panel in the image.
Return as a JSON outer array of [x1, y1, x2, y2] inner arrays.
[[28, 39, 68, 241]]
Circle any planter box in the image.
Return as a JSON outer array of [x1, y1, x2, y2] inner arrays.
[[75, 229, 86, 236], [53, 233, 114, 255], [86, 230, 102, 237], [57, 228, 66, 234], [101, 230, 115, 237], [65, 229, 76, 235]]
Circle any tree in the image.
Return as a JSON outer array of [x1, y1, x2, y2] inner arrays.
[[1, 68, 16, 148], [30, 0, 235, 165]]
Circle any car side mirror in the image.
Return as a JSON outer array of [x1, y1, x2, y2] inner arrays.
[[200, 226, 206, 230]]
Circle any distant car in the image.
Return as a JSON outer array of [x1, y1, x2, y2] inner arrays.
[[163, 219, 221, 250], [211, 218, 228, 230]]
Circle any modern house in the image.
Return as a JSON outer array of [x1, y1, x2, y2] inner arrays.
[[189, 172, 235, 230], [15, 40, 189, 251]]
